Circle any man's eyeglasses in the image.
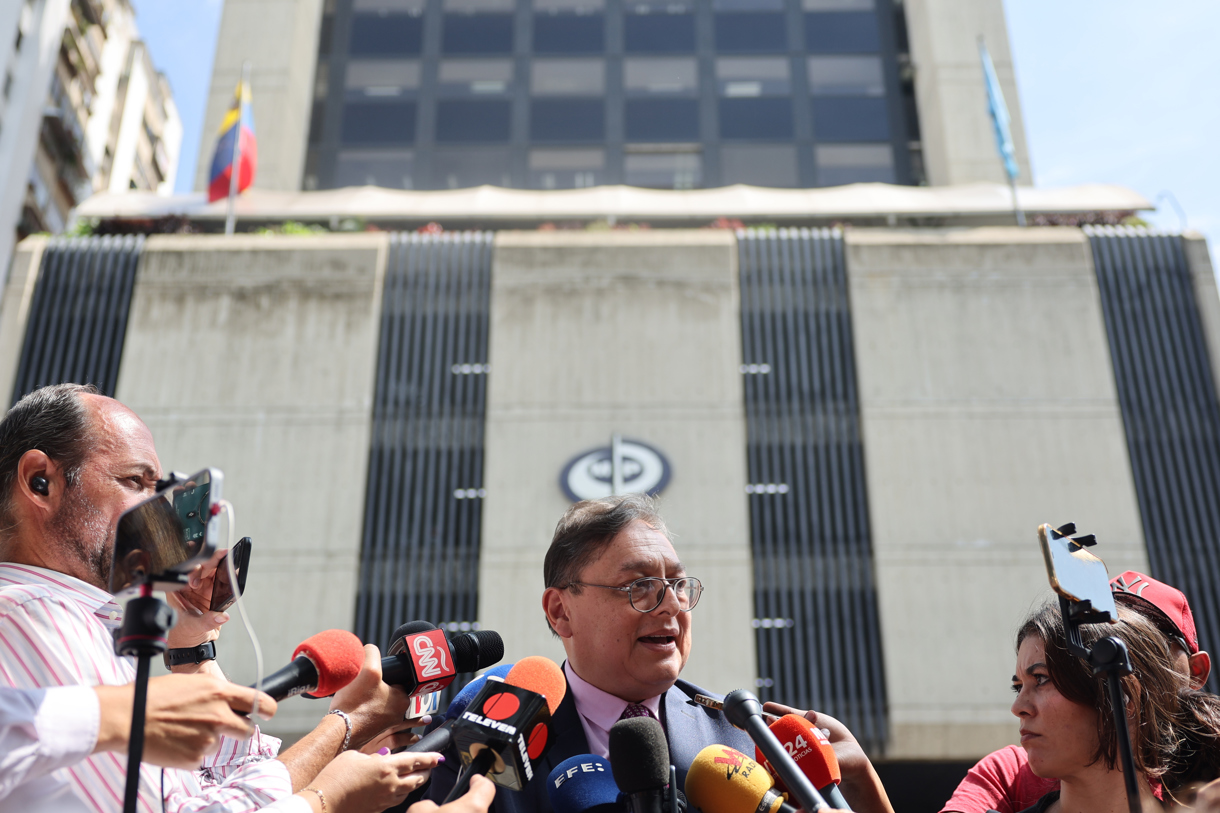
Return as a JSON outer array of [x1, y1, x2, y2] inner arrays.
[[566, 576, 703, 613]]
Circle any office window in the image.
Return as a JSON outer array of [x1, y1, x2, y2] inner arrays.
[[624, 57, 697, 94], [534, 0, 604, 53], [625, 99, 698, 141], [716, 57, 791, 96], [528, 147, 604, 188], [335, 149, 415, 188], [805, 13, 880, 53], [815, 143, 894, 185], [531, 59, 605, 95], [719, 98, 792, 139], [530, 98, 605, 141], [811, 97, 889, 140], [720, 144, 797, 187], [443, 0, 514, 54], [624, 151, 701, 189], [713, 0, 786, 53], [717, 58, 791, 139], [432, 147, 513, 188], [624, 1, 695, 53], [438, 59, 514, 95], [803, 0, 873, 8], [436, 99, 512, 141], [345, 60, 421, 97], [350, 14, 424, 56], [807, 55, 883, 96], [342, 100, 416, 144]]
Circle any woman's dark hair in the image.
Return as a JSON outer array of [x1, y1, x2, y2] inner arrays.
[[1017, 601, 1220, 791]]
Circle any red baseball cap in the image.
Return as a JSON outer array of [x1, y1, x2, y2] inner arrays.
[[1110, 570, 1199, 654]]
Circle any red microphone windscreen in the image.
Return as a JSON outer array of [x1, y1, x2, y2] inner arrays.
[[294, 629, 365, 697], [505, 656, 566, 714], [758, 714, 840, 788]]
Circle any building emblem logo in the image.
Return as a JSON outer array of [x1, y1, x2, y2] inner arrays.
[[560, 436, 671, 501]]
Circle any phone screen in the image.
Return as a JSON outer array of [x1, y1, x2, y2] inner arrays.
[[210, 537, 252, 612]]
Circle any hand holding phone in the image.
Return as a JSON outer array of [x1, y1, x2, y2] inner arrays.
[[210, 537, 252, 612]]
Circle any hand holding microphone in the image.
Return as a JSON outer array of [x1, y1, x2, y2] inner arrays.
[[724, 690, 829, 813], [252, 629, 365, 701], [756, 715, 851, 810], [407, 664, 514, 755]]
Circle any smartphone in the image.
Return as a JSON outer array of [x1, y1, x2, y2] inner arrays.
[[210, 537, 252, 612], [692, 693, 782, 725], [1037, 523, 1116, 622], [109, 468, 223, 596]]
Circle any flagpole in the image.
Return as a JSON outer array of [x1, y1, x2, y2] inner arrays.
[[225, 61, 250, 236], [1008, 171, 1025, 227]]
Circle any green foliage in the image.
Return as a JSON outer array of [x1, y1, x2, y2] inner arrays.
[[65, 219, 97, 237], [253, 220, 329, 236]]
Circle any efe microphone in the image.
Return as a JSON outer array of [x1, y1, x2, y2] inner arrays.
[[444, 656, 567, 802], [756, 714, 852, 811], [724, 689, 829, 812], [251, 629, 365, 701], [685, 744, 797, 813], [548, 755, 624, 813]]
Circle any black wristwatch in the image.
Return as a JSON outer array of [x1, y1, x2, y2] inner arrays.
[[164, 641, 217, 669]]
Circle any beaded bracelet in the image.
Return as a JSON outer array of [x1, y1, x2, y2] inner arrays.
[[303, 786, 327, 813]]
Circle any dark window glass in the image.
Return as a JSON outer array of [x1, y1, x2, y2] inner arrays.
[[718, 97, 793, 139], [625, 99, 699, 141], [432, 148, 513, 188], [341, 101, 417, 144], [815, 144, 894, 186], [624, 152, 701, 189], [528, 148, 604, 188], [624, 14, 696, 53], [811, 97, 889, 141], [350, 14, 424, 56], [534, 15, 605, 52], [714, 13, 786, 53], [804, 12, 880, 53], [720, 144, 798, 187], [443, 14, 514, 53], [530, 98, 605, 141], [435, 99, 512, 142], [335, 149, 416, 188]]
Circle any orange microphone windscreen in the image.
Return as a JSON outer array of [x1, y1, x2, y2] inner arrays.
[[505, 656, 566, 714], [294, 629, 365, 697], [759, 713, 840, 788]]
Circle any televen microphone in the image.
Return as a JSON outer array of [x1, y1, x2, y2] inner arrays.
[[252, 629, 365, 701], [756, 714, 852, 811], [686, 744, 797, 813]]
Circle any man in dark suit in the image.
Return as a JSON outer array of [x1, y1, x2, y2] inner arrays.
[[428, 494, 754, 812]]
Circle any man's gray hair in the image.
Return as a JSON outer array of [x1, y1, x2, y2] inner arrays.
[[543, 493, 669, 635], [0, 384, 98, 530]]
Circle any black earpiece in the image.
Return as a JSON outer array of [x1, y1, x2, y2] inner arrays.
[[30, 475, 49, 496]]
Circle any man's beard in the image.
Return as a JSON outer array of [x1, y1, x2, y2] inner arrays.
[[48, 486, 113, 589]]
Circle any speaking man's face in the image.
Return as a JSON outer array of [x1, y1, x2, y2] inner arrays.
[[556, 519, 692, 702]]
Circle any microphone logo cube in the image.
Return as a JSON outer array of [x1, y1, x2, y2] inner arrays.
[[409, 630, 457, 693], [454, 680, 553, 791]]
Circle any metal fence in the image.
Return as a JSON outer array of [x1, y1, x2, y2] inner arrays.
[[1086, 226, 1220, 692], [737, 227, 888, 752], [354, 233, 493, 690], [11, 235, 144, 404]]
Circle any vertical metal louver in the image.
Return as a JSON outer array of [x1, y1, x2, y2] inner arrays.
[[738, 228, 888, 753], [1086, 226, 1220, 692], [355, 232, 493, 685], [10, 235, 144, 405]]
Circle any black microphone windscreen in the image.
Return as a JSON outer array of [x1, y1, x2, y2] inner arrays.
[[449, 630, 505, 672], [388, 621, 438, 655], [609, 717, 669, 793]]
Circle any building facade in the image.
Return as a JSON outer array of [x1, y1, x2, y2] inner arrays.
[[0, 0, 181, 282], [197, 0, 1031, 193]]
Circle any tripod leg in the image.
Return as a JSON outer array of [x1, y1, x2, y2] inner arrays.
[[124, 654, 151, 813], [1104, 669, 1142, 813]]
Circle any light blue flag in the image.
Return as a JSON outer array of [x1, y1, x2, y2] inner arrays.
[[978, 37, 1019, 181]]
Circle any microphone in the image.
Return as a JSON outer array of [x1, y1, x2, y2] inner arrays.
[[686, 744, 797, 813], [724, 690, 829, 813], [253, 629, 365, 701], [609, 716, 669, 813], [548, 754, 624, 813], [407, 663, 514, 754], [757, 715, 852, 811], [444, 656, 567, 801], [382, 622, 505, 697]]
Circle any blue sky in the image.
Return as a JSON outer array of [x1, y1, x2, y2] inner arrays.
[[132, 0, 1217, 255]]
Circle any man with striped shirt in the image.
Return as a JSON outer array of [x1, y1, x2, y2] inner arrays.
[[0, 384, 413, 812]]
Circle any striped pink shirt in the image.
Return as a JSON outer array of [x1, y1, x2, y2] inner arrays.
[[0, 563, 292, 812]]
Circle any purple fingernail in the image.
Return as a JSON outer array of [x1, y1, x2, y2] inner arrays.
[[377, 747, 390, 756], [437, 755, 445, 763]]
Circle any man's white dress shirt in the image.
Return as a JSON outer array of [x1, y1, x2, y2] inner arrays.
[[0, 563, 293, 813]]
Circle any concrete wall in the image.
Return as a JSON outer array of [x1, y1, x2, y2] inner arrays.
[[481, 231, 757, 693], [904, 0, 1032, 186], [195, 0, 323, 193], [0, 236, 49, 407], [846, 227, 1147, 759], [115, 234, 386, 741], [1184, 234, 1220, 394]]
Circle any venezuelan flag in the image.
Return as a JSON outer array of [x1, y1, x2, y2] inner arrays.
[[208, 79, 257, 202]]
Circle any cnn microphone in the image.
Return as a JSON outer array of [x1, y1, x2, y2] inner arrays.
[[383, 623, 505, 697], [407, 663, 514, 754], [444, 656, 567, 802], [757, 715, 852, 811], [724, 690, 829, 813], [548, 755, 624, 813], [609, 716, 669, 813], [686, 744, 797, 813], [252, 629, 365, 701]]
